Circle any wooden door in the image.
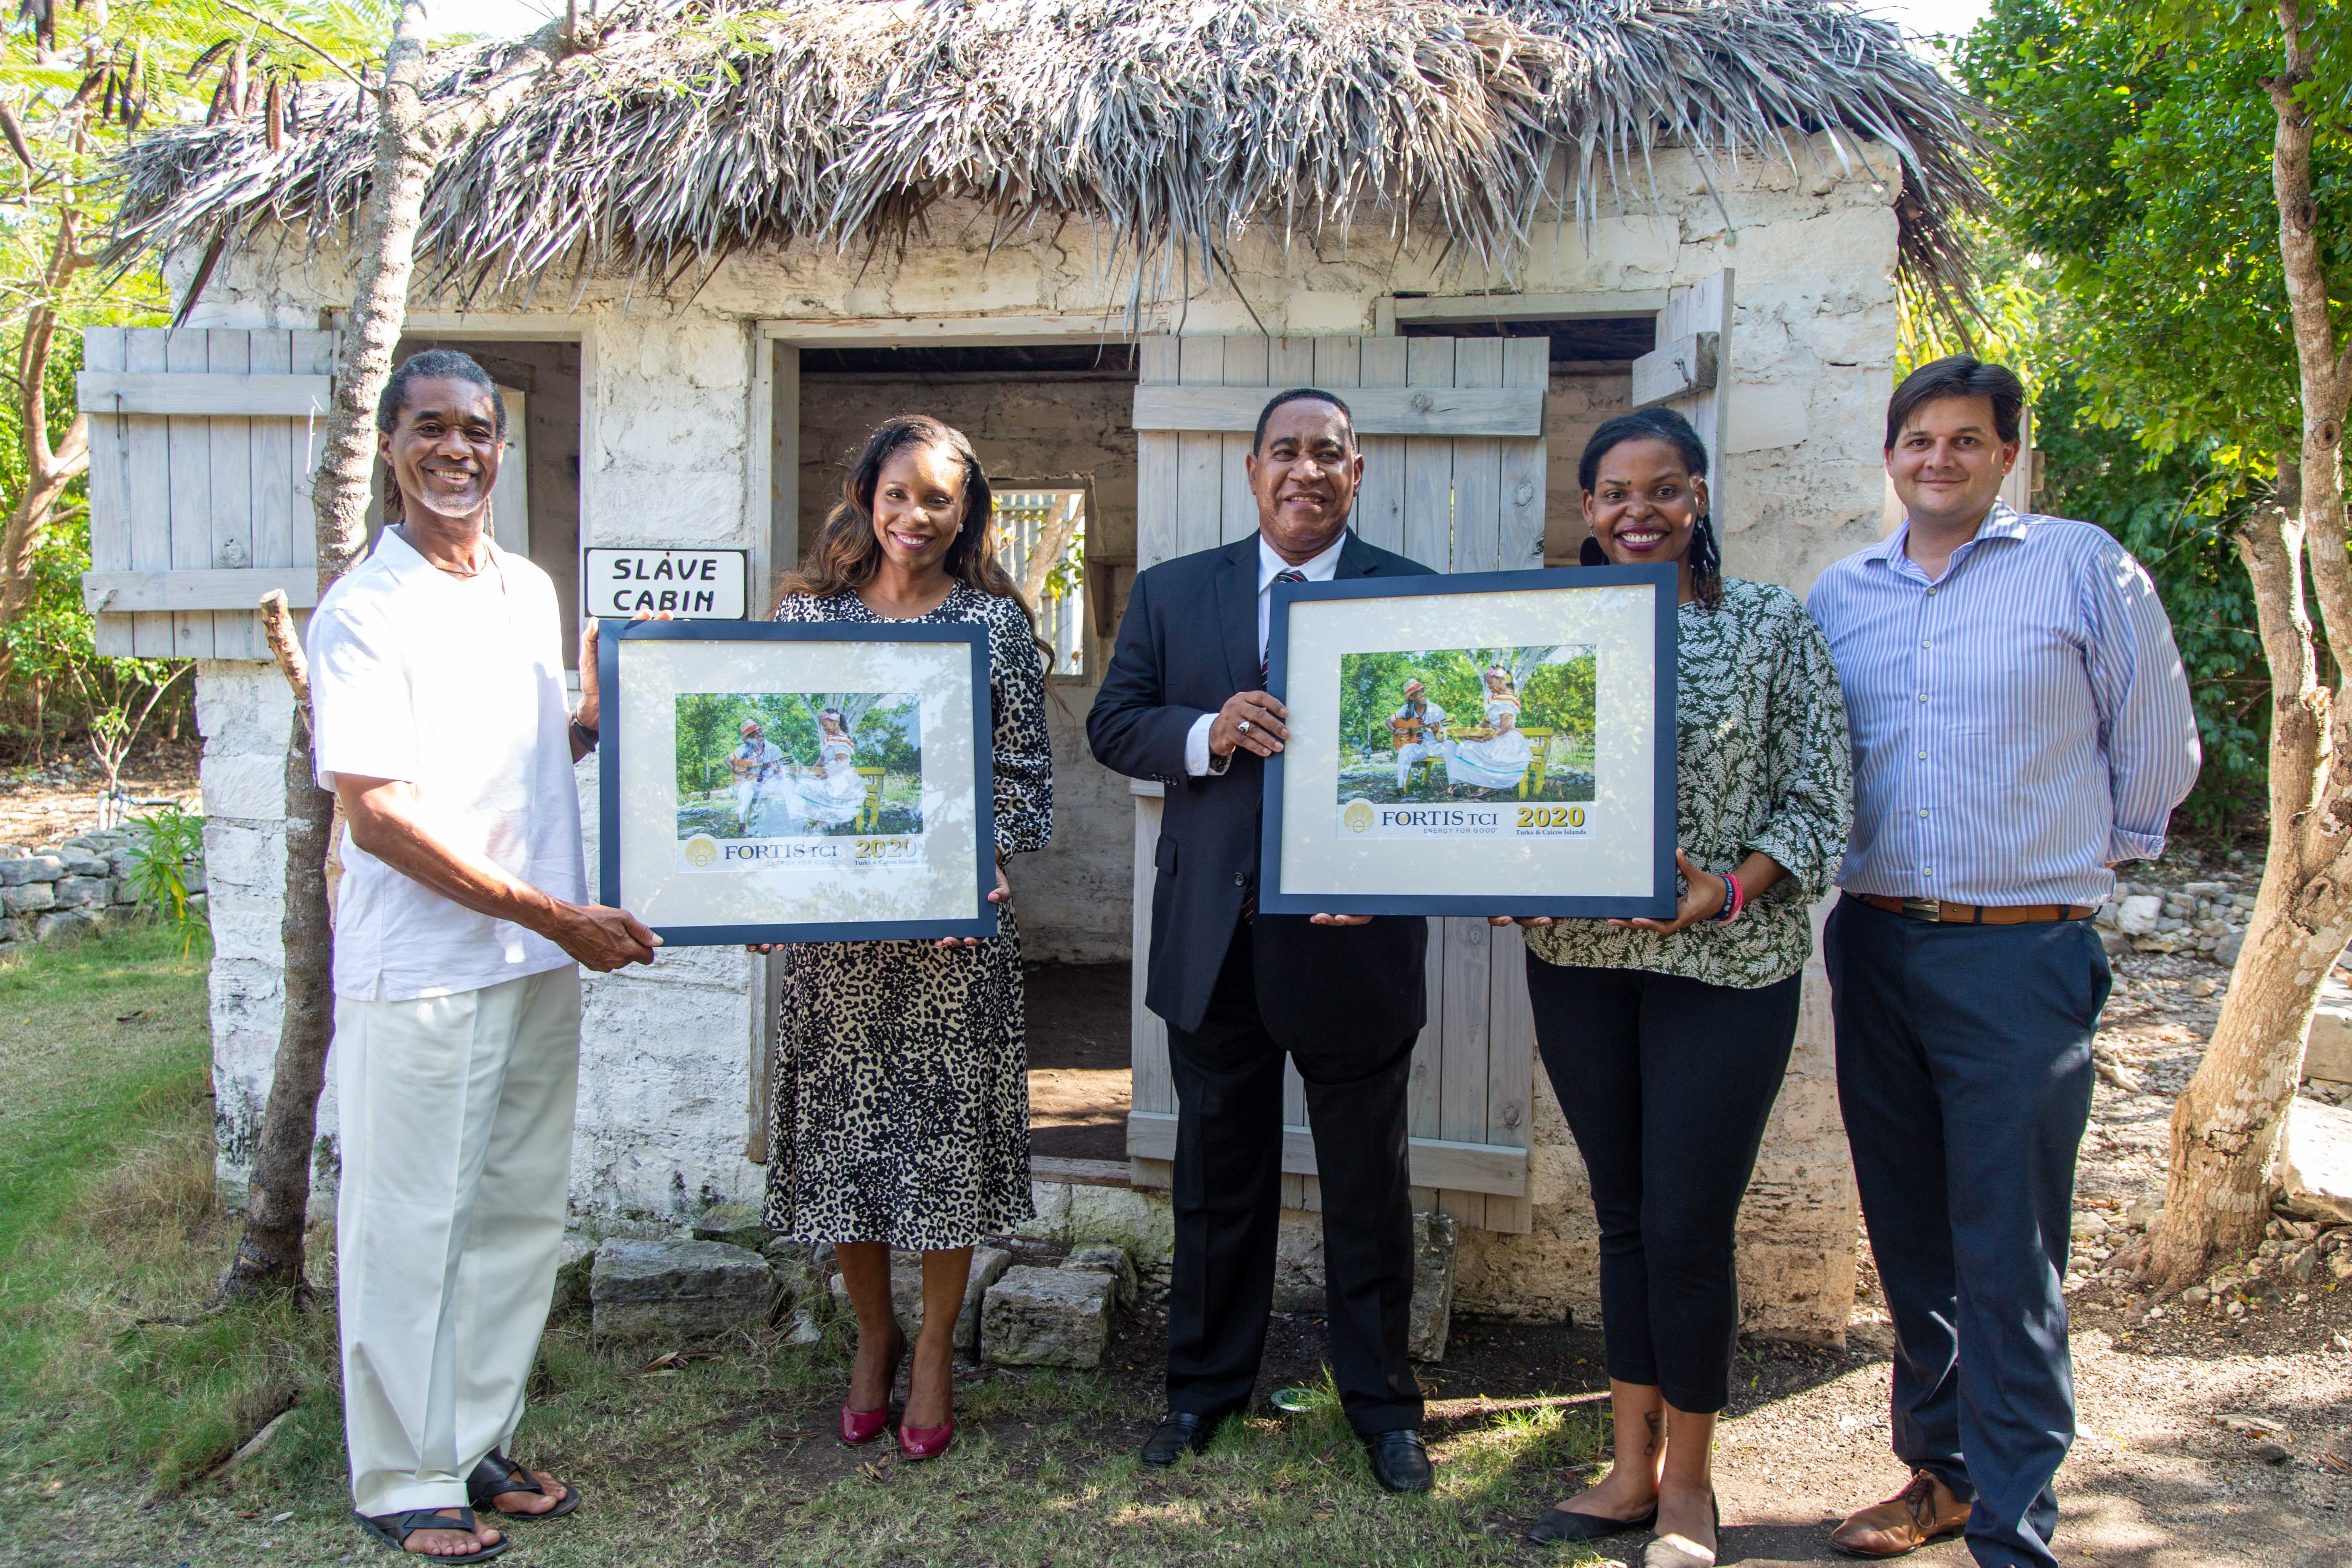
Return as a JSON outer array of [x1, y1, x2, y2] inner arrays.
[[81, 326, 338, 659], [1124, 334, 1548, 1233]]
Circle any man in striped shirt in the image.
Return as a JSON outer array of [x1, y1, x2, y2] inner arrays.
[[1807, 356, 2199, 1568]]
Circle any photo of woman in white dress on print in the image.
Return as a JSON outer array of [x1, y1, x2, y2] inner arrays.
[[1446, 665, 1535, 796], [784, 708, 869, 830]]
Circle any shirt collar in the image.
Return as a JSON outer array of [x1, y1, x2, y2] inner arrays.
[[1870, 499, 2033, 569], [1258, 529, 1349, 590], [370, 523, 504, 584]]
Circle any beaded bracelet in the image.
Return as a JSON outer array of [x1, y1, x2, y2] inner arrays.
[[1711, 870, 1745, 923]]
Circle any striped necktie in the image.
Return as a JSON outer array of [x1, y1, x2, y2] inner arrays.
[[1262, 568, 1307, 685]]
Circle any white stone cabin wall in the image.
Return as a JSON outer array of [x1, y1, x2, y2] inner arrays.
[[186, 134, 1891, 1336]]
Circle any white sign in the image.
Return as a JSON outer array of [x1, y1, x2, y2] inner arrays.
[[584, 549, 748, 619]]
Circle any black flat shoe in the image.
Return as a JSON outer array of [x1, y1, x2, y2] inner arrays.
[[1529, 1503, 1658, 1543], [1363, 1428, 1434, 1493], [1139, 1410, 1223, 1467]]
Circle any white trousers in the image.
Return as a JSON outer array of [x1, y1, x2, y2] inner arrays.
[[1395, 741, 1447, 788], [335, 966, 582, 1517]]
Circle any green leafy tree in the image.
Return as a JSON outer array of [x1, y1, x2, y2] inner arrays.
[[0, 1, 397, 646], [1961, 0, 2352, 1286]]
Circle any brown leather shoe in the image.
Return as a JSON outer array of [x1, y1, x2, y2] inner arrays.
[[1829, 1471, 1970, 1557]]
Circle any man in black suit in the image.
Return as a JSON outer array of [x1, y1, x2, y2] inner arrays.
[[1088, 387, 1436, 1493]]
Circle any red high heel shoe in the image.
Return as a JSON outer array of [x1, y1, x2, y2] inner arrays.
[[838, 1324, 906, 1447], [897, 1415, 954, 1461], [897, 1360, 955, 1461]]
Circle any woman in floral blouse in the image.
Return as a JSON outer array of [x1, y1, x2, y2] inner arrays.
[[1506, 408, 1851, 1568]]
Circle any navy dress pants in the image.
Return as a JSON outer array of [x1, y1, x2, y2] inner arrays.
[[1824, 895, 2107, 1568]]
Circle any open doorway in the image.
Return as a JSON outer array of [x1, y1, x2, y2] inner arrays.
[[777, 337, 1141, 1169]]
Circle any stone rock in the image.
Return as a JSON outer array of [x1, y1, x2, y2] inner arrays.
[[60, 853, 108, 877], [2098, 927, 2132, 957], [2286, 1246, 2320, 1284], [552, 1233, 596, 1315], [0, 854, 63, 887], [589, 1238, 776, 1340], [1409, 1210, 1460, 1363], [1, 882, 54, 915], [690, 1202, 773, 1251], [825, 1244, 1013, 1351], [2115, 895, 2162, 936], [2183, 1285, 2211, 1307], [2280, 1099, 2352, 1225], [2071, 1212, 2111, 1239], [1061, 1244, 1138, 1308], [33, 908, 99, 943], [52, 875, 109, 909], [2216, 929, 2247, 967], [981, 1264, 1113, 1367], [2307, 978, 2352, 1085]]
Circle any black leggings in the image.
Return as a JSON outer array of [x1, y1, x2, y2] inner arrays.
[[1525, 954, 1802, 1414]]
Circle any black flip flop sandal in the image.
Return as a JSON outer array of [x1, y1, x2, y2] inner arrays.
[[467, 1447, 583, 1521], [353, 1506, 510, 1562]]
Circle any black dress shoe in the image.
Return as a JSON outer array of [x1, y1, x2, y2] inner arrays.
[[1528, 1503, 1658, 1544], [1139, 1411, 1222, 1467], [1362, 1428, 1434, 1493]]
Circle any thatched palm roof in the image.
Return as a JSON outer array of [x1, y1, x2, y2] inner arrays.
[[106, 0, 1985, 311]]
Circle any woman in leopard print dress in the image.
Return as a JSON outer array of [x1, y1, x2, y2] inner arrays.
[[753, 415, 1051, 1462]]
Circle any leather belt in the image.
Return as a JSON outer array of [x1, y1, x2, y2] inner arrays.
[[1857, 894, 2095, 925]]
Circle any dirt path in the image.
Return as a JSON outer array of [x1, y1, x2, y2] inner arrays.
[[1720, 843, 2352, 1567], [0, 737, 199, 847]]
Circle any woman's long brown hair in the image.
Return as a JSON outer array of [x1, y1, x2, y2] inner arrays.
[[779, 416, 1049, 667]]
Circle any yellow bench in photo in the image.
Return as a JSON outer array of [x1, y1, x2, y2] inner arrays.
[[856, 766, 887, 832]]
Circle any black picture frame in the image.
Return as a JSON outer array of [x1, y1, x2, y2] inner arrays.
[[597, 617, 998, 945], [1258, 566, 1679, 919]]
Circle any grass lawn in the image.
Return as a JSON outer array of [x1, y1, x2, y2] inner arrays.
[[0, 926, 1614, 1567]]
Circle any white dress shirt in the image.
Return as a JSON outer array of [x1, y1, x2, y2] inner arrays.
[[1183, 531, 1350, 776]]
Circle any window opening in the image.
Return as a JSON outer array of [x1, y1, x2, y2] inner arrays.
[[994, 487, 1087, 676]]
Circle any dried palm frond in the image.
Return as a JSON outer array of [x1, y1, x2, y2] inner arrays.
[[100, 0, 1988, 314]]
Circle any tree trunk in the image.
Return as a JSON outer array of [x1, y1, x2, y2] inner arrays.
[[216, 709, 337, 1301], [220, 4, 591, 1300], [2142, 0, 2352, 1291], [0, 211, 93, 650]]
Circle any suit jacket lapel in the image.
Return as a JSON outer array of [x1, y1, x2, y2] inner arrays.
[[1336, 530, 1382, 579], [1216, 536, 1261, 692]]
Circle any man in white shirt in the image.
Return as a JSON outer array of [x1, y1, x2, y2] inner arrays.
[[1388, 679, 1448, 788], [308, 350, 658, 1562], [1088, 389, 1437, 1494], [728, 719, 789, 833]]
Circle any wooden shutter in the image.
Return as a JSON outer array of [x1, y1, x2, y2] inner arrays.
[[1125, 334, 1548, 1234], [82, 327, 338, 659], [1632, 269, 1735, 523]]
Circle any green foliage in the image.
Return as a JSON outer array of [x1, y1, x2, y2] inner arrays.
[[1952, 0, 2352, 476], [127, 802, 208, 949], [0, 3, 393, 761]]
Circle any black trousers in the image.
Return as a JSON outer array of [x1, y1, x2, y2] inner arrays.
[[1164, 919, 1423, 1435], [1524, 955, 1802, 1415], [1825, 895, 2106, 1568]]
